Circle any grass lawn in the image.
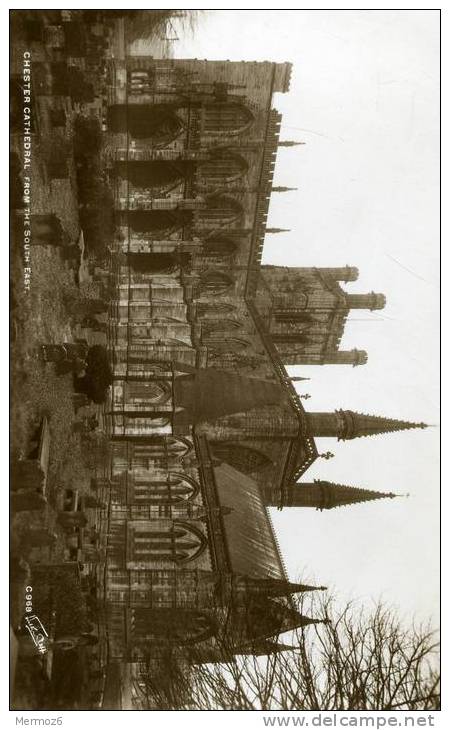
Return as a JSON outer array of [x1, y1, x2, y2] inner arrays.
[[10, 11, 114, 711], [10, 44, 99, 636]]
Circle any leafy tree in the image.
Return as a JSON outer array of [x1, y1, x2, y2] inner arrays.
[[73, 115, 115, 261], [74, 345, 112, 404], [80, 431, 111, 470], [68, 69, 94, 103], [77, 174, 115, 262], [41, 136, 71, 169], [73, 116, 103, 160], [125, 10, 201, 43], [30, 567, 90, 638]]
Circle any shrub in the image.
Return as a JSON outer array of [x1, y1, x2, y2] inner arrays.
[[73, 118, 115, 261], [73, 345, 112, 404], [73, 116, 103, 161]]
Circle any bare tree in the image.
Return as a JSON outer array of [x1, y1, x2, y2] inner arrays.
[[125, 10, 202, 43], [137, 595, 440, 711]]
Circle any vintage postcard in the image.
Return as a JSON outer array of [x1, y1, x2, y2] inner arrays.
[[9, 8, 440, 719]]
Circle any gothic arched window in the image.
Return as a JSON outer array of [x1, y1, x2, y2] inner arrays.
[[108, 104, 184, 145], [197, 196, 242, 228], [116, 160, 194, 195], [128, 210, 191, 235], [207, 337, 249, 354], [122, 416, 171, 436], [203, 237, 237, 259], [127, 362, 172, 380], [133, 472, 200, 505], [210, 443, 273, 474], [127, 252, 179, 275], [216, 352, 265, 370], [130, 437, 192, 470], [166, 436, 193, 459], [132, 608, 215, 645], [131, 521, 207, 564], [133, 471, 199, 504], [199, 271, 233, 297], [199, 152, 248, 184], [203, 102, 254, 135], [196, 302, 236, 316], [274, 310, 313, 324], [164, 338, 194, 348], [202, 319, 242, 335], [126, 380, 171, 406]]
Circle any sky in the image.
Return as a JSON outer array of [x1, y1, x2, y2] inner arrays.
[[169, 10, 440, 625]]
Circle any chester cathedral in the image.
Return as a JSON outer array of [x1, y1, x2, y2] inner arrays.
[[97, 57, 426, 686]]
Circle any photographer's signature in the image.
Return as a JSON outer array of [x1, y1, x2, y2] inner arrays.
[[24, 614, 49, 655]]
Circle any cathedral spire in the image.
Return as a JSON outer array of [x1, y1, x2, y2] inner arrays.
[[272, 186, 298, 192], [239, 640, 299, 656], [266, 227, 290, 233], [282, 480, 399, 510], [279, 140, 305, 147], [284, 609, 328, 631], [242, 576, 327, 597], [305, 410, 427, 440]]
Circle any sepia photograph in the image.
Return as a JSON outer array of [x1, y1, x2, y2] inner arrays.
[[9, 8, 440, 716]]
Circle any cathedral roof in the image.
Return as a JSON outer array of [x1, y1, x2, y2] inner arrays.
[[213, 463, 286, 580]]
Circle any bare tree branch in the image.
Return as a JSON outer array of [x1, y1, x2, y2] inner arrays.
[[135, 593, 440, 710]]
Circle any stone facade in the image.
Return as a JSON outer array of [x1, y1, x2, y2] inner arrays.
[[97, 58, 426, 676]]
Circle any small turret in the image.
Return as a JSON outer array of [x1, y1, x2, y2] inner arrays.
[[278, 140, 305, 147], [323, 349, 368, 367], [272, 186, 298, 192], [345, 292, 386, 310], [317, 266, 359, 282]]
